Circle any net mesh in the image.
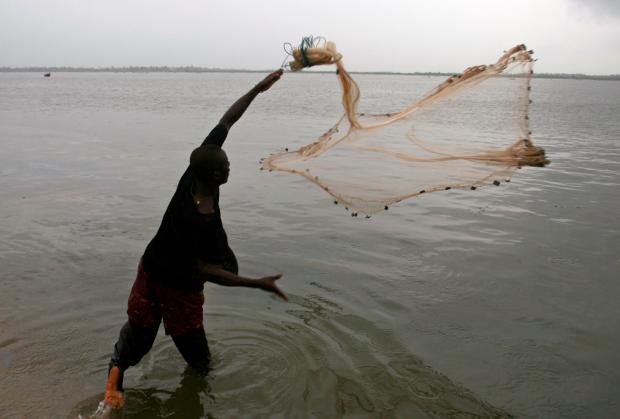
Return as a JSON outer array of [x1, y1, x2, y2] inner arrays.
[[263, 41, 549, 215]]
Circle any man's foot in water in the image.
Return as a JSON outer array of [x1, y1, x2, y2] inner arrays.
[[104, 366, 125, 408]]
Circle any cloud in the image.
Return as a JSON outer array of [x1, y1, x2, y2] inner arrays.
[[568, 0, 620, 19]]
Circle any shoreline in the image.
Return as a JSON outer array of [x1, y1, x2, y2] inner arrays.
[[1, 67, 618, 81]]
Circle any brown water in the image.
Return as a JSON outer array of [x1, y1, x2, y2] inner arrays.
[[0, 72, 619, 418]]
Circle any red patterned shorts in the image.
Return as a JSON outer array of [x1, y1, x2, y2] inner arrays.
[[127, 260, 204, 336]]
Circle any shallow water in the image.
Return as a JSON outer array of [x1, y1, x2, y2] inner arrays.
[[0, 72, 619, 418]]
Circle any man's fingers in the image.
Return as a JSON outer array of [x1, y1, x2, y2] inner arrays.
[[258, 274, 286, 300], [266, 70, 283, 83], [274, 286, 288, 301], [256, 71, 282, 92]]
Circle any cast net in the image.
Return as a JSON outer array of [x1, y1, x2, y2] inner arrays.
[[263, 39, 549, 216]]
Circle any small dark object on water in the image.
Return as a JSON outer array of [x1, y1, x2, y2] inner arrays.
[[470, 186, 477, 190], [493, 180, 500, 186], [285, 148, 288, 152], [44, 73, 51, 77], [445, 186, 451, 190], [505, 179, 511, 182], [334, 200, 338, 205], [384, 205, 389, 210], [419, 190, 425, 194]]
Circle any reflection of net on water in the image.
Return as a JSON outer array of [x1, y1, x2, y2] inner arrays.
[[263, 41, 549, 215]]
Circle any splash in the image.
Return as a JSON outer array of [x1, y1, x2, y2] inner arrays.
[[263, 40, 548, 215], [78, 400, 112, 419]]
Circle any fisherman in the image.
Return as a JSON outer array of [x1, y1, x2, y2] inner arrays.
[[104, 69, 287, 409]]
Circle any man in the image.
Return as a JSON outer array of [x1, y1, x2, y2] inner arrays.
[[104, 69, 287, 409]]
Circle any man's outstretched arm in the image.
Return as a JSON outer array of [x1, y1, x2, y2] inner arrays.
[[198, 262, 288, 301], [219, 69, 283, 130]]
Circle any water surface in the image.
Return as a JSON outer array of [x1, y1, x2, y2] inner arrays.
[[0, 72, 619, 418]]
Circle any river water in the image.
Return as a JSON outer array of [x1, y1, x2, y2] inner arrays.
[[0, 72, 619, 418]]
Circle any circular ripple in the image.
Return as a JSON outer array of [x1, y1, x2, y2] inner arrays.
[[69, 293, 510, 418], [200, 294, 508, 418]]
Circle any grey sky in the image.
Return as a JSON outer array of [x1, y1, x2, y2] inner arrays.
[[1, 0, 618, 74]]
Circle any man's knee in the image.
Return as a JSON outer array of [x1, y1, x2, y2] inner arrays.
[[111, 321, 159, 370]]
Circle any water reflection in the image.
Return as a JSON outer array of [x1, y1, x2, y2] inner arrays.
[[73, 367, 214, 419]]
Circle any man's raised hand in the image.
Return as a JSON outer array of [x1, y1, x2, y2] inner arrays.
[[255, 69, 284, 93]]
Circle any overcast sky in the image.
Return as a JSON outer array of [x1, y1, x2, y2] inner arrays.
[[1, 0, 618, 74]]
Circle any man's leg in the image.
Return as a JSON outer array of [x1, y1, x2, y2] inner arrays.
[[105, 321, 159, 408], [155, 280, 210, 374], [105, 260, 161, 408], [171, 327, 212, 375], [109, 321, 160, 388]]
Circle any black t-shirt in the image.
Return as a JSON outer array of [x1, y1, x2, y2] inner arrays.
[[142, 123, 237, 291]]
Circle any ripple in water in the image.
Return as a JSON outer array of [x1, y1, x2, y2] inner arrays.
[[72, 294, 509, 418]]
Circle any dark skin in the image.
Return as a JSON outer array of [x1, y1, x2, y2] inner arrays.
[[194, 69, 287, 301]]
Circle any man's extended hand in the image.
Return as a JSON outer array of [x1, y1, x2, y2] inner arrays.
[[256, 273, 287, 301], [254, 69, 284, 93], [218, 69, 284, 129]]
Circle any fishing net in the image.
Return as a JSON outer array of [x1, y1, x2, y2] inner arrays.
[[263, 38, 549, 216]]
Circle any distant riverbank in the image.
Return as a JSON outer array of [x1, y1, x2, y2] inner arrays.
[[1, 66, 619, 81]]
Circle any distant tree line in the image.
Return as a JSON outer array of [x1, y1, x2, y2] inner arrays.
[[1, 66, 618, 81], [0, 66, 263, 73]]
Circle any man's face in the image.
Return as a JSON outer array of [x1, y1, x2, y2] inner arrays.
[[219, 160, 230, 185]]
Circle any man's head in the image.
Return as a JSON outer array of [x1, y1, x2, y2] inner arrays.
[[189, 145, 230, 186]]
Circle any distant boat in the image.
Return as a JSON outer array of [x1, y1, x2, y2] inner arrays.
[[44, 73, 51, 77]]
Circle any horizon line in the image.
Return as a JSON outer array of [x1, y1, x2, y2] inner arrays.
[[1, 66, 619, 80]]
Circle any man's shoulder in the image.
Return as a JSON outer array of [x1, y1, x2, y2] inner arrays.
[[202, 123, 229, 147]]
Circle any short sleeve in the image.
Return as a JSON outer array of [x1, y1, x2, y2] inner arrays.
[[201, 123, 229, 147]]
